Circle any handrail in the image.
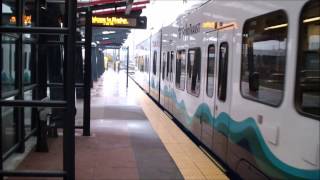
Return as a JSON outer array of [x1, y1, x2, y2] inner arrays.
[[0, 27, 69, 34], [0, 100, 67, 108]]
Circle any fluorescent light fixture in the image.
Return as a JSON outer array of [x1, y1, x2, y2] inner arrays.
[[264, 23, 287, 30], [103, 37, 109, 40], [40, 0, 47, 10], [96, 41, 100, 44], [102, 31, 115, 35], [303, 16, 320, 23]]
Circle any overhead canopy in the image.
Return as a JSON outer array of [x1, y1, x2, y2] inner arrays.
[[92, 27, 130, 47], [78, 0, 149, 48]]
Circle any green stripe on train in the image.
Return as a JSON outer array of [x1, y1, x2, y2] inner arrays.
[[159, 85, 319, 180]]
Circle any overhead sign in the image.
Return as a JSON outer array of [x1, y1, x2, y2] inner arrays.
[[91, 15, 147, 29]]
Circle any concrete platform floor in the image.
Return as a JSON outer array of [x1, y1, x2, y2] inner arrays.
[[7, 70, 227, 180], [8, 71, 182, 180]]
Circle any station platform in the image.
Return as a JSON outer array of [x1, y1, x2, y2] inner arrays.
[[6, 70, 228, 180]]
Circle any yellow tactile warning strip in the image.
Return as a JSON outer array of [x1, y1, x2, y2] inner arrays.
[[135, 85, 229, 180]]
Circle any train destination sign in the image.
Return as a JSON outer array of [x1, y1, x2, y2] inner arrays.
[[92, 15, 147, 29]]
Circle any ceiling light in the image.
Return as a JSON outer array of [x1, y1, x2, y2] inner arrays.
[[303, 17, 320, 23], [40, 0, 47, 10], [103, 37, 109, 40], [102, 31, 115, 35], [264, 23, 287, 30]]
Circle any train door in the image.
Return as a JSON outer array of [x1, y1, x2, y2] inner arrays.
[[201, 31, 218, 151], [150, 32, 161, 102], [164, 51, 170, 110], [212, 26, 234, 162], [168, 51, 174, 114], [160, 51, 166, 107], [150, 50, 157, 99]]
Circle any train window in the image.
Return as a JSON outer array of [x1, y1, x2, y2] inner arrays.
[[138, 56, 144, 72], [145, 55, 149, 73], [1, 34, 17, 93], [166, 52, 170, 80], [152, 51, 157, 75], [147, 56, 150, 73], [206, 44, 215, 97], [170, 51, 174, 82], [218, 43, 228, 101], [240, 10, 288, 106], [175, 50, 186, 90], [143, 56, 145, 72], [187, 48, 201, 96], [162, 52, 166, 80], [295, 0, 320, 118]]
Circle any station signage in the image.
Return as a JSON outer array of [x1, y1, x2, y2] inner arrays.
[[92, 15, 147, 29], [178, 23, 201, 39]]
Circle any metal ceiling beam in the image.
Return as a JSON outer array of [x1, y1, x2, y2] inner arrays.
[[125, 0, 133, 15], [80, 0, 148, 47], [78, 0, 123, 7], [78, 1, 126, 11], [78, 0, 149, 13], [93, 7, 143, 15]]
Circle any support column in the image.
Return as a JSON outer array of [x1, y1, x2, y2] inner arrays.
[[83, 9, 92, 137], [63, 0, 76, 179], [16, 0, 25, 153]]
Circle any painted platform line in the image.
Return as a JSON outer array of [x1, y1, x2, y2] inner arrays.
[[135, 81, 229, 180]]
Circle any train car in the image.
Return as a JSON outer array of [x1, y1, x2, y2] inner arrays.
[[159, 26, 178, 114], [133, 0, 320, 179], [134, 38, 151, 92], [149, 31, 162, 101]]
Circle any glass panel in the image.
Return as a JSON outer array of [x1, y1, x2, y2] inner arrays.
[[187, 48, 201, 96], [1, 34, 17, 93], [23, 38, 35, 86], [1, 97, 16, 154], [145, 55, 149, 73], [175, 50, 186, 90], [166, 52, 170, 79], [296, 0, 320, 117], [24, 0, 36, 27], [2, 1, 16, 26], [218, 43, 228, 101], [153, 51, 157, 75], [137, 56, 144, 72], [206, 45, 215, 97], [42, 40, 63, 100], [162, 52, 166, 80], [24, 90, 33, 136], [170, 51, 174, 81], [241, 10, 288, 106]]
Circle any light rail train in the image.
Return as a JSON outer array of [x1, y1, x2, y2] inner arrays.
[[132, 0, 320, 179]]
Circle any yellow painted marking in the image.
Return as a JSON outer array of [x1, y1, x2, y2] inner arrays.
[[199, 146, 226, 173], [135, 81, 229, 180]]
